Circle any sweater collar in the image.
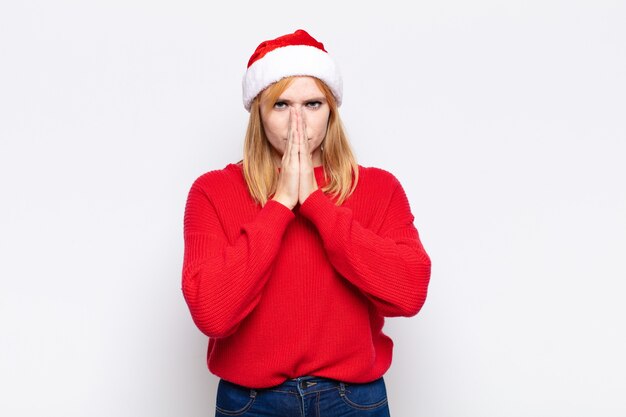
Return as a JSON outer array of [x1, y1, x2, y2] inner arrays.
[[230, 162, 328, 186]]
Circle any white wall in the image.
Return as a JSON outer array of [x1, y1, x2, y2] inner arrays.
[[1, 1, 625, 416]]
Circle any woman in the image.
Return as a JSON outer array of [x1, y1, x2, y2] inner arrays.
[[182, 29, 431, 417]]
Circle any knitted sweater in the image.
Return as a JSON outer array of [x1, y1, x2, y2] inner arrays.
[[182, 162, 431, 388]]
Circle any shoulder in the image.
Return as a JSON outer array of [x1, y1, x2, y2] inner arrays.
[[188, 162, 245, 195], [357, 165, 402, 190], [191, 162, 243, 186]]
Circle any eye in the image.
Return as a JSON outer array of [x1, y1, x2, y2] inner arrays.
[[306, 101, 322, 109], [273, 101, 288, 110]]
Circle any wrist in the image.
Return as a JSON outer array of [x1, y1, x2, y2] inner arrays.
[[271, 195, 295, 211]]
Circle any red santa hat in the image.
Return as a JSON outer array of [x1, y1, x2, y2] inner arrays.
[[242, 29, 343, 111]]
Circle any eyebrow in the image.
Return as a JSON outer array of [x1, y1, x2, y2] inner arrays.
[[275, 96, 327, 103]]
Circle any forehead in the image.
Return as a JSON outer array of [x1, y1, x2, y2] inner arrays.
[[279, 76, 324, 99]]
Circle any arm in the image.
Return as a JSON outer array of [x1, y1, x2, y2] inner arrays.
[[181, 178, 294, 338], [299, 176, 431, 317]]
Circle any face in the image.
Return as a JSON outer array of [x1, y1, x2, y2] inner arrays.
[[259, 77, 330, 166]]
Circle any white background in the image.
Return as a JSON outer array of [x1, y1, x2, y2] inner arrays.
[[1, 1, 625, 416]]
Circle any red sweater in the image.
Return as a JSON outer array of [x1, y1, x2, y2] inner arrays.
[[182, 162, 431, 388]]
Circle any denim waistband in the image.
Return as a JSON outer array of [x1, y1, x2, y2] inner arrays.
[[267, 376, 346, 395]]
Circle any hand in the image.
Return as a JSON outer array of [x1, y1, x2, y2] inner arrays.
[[272, 108, 318, 210]]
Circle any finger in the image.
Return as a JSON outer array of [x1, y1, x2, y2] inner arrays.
[[299, 110, 313, 163], [297, 107, 305, 144], [301, 112, 310, 155], [283, 108, 294, 162], [299, 133, 312, 172], [283, 129, 293, 167], [287, 106, 292, 139], [285, 108, 296, 159], [291, 107, 300, 157], [290, 107, 299, 158]]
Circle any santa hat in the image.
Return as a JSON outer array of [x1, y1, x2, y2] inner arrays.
[[242, 29, 343, 111]]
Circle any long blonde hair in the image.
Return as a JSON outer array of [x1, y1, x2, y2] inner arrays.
[[242, 76, 359, 206]]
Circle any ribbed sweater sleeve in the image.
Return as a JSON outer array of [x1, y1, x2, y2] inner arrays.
[[299, 176, 431, 317], [181, 177, 295, 338]]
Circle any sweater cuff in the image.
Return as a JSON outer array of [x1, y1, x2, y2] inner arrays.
[[254, 199, 295, 232], [299, 189, 337, 230]]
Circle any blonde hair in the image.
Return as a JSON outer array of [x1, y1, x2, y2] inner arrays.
[[242, 76, 359, 206]]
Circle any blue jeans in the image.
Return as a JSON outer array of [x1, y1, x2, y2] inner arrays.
[[215, 376, 391, 416]]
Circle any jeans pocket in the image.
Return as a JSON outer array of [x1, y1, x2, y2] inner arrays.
[[215, 379, 256, 416], [339, 377, 389, 411]]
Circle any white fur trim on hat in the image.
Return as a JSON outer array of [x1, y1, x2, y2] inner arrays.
[[242, 45, 342, 111]]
